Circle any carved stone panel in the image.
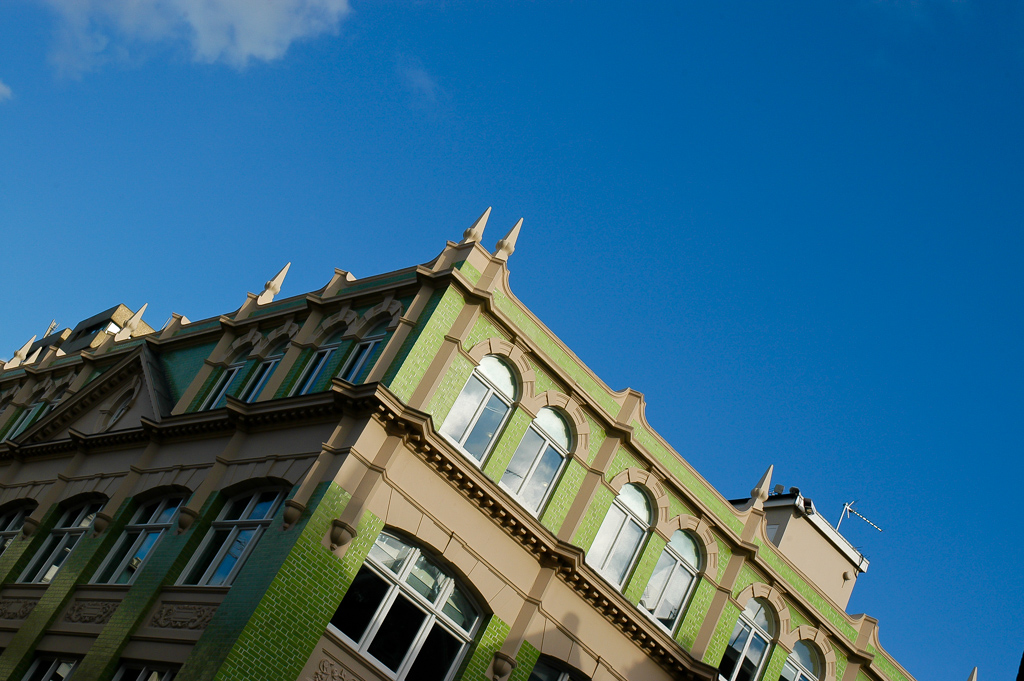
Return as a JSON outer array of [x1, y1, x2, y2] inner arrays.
[[310, 657, 363, 681], [64, 599, 119, 625], [150, 603, 217, 630], [0, 599, 37, 620]]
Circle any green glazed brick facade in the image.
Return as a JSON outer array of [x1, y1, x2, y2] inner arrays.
[[676, 577, 717, 651], [464, 314, 509, 350], [508, 640, 541, 681], [187, 366, 224, 412], [582, 413, 604, 466], [212, 484, 386, 681], [716, 537, 732, 582], [834, 649, 848, 681], [528, 359, 560, 396], [481, 409, 532, 482], [762, 644, 790, 681], [623, 533, 667, 605], [160, 342, 219, 403], [572, 485, 615, 553], [732, 564, 763, 598], [386, 288, 466, 401], [427, 353, 475, 427], [457, 615, 510, 681], [540, 458, 586, 535], [605, 447, 643, 482], [703, 602, 741, 667], [455, 260, 483, 287], [787, 602, 811, 630], [867, 644, 913, 681], [0, 407, 23, 441], [273, 347, 314, 398], [667, 491, 695, 519]]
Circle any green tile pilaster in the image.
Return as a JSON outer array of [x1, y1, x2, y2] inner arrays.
[[507, 641, 541, 681], [676, 578, 717, 651], [0, 407, 24, 440], [210, 484, 386, 681], [702, 602, 740, 667], [481, 409, 532, 482], [426, 354, 475, 427], [540, 459, 586, 535], [457, 615, 510, 681], [386, 288, 466, 401], [762, 644, 790, 681], [273, 348, 314, 398], [623, 534, 667, 605], [571, 486, 615, 554], [187, 367, 224, 412]]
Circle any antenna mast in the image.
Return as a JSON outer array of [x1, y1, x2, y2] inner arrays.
[[836, 501, 883, 533]]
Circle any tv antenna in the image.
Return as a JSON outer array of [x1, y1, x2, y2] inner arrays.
[[836, 501, 883, 533]]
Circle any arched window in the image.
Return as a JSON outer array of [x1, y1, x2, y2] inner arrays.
[[440, 356, 517, 463], [500, 407, 571, 515], [94, 496, 185, 584], [329, 531, 480, 681], [238, 341, 289, 403], [20, 499, 105, 584], [292, 330, 345, 396], [528, 657, 589, 681], [640, 530, 700, 632], [0, 503, 34, 556], [585, 483, 651, 588], [339, 321, 390, 383], [779, 641, 821, 681], [719, 597, 775, 681], [4, 386, 66, 441], [105, 390, 135, 430], [179, 489, 284, 586], [200, 355, 246, 411]]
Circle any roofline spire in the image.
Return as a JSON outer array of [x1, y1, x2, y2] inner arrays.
[[460, 207, 491, 244], [494, 218, 523, 261]]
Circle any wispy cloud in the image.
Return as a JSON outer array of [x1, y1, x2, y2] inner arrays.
[[39, 0, 351, 76], [397, 55, 438, 105], [0, 79, 11, 102]]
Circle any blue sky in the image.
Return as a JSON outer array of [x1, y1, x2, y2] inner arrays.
[[1, 1, 1021, 678]]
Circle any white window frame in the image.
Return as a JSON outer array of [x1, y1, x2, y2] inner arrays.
[[0, 505, 30, 556], [199, 362, 244, 411], [178, 490, 283, 587], [238, 343, 288, 403], [638, 530, 700, 633], [780, 641, 821, 681], [338, 323, 389, 384], [585, 484, 651, 589], [717, 599, 774, 681], [21, 656, 78, 681], [328, 532, 480, 681], [498, 409, 571, 516], [20, 501, 104, 584], [93, 496, 184, 585], [5, 400, 50, 441], [290, 345, 338, 396], [439, 357, 517, 465]]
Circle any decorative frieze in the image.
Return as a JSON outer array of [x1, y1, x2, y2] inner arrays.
[[0, 598, 37, 620], [65, 599, 119, 625], [150, 603, 217, 630], [311, 657, 361, 681]]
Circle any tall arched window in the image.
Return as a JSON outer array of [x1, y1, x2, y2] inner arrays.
[[779, 641, 821, 681], [291, 330, 345, 396], [440, 356, 517, 463], [339, 321, 390, 383], [0, 503, 34, 556], [640, 530, 700, 632], [200, 355, 246, 411], [586, 483, 651, 588], [238, 341, 289, 403], [500, 408, 571, 515], [20, 499, 105, 584], [719, 597, 775, 681], [329, 531, 480, 681], [94, 496, 184, 584]]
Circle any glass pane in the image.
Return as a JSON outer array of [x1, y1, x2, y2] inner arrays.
[[137, 501, 161, 524], [369, 534, 413, 574], [331, 567, 390, 642], [463, 394, 508, 460], [51, 661, 76, 681], [520, 445, 563, 513], [743, 598, 773, 636], [98, 532, 139, 583], [586, 505, 625, 570], [406, 554, 447, 603], [478, 356, 516, 399], [42, 534, 82, 584], [528, 661, 564, 681], [341, 344, 371, 381], [248, 492, 279, 520], [117, 530, 162, 583], [207, 528, 255, 585], [240, 363, 271, 402], [500, 429, 545, 494], [617, 484, 651, 523], [535, 408, 571, 450], [718, 621, 750, 681], [298, 349, 331, 395], [441, 585, 478, 632], [655, 564, 694, 628], [77, 505, 101, 528], [792, 641, 819, 677], [780, 662, 800, 681], [184, 529, 229, 584], [440, 377, 488, 443], [366, 594, 427, 672], [640, 551, 675, 611], [604, 518, 643, 585], [736, 633, 768, 681], [222, 496, 250, 521], [404, 623, 463, 681], [156, 498, 183, 524], [668, 531, 700, 569]]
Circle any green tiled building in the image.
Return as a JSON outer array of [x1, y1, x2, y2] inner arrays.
[[0, 211, 923, 681]]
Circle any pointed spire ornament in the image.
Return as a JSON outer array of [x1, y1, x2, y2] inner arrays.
[[493, 218, 523, 261], [460, 207, 491, 244], [966, 667, 977, 681], [24, 347, 42, 366], [257, 263, 291, 305], [751, 465, 774, 504], [44, 320, 58, 337], [114, 303, 148, 342], [6, 336, 36, 369]]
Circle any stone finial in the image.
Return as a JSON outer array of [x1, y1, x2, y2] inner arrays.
[[966, 667, 977, 681], [5, 336, 36, 369], [493, 218, 523, 261], [24, 347, 42, 366], [257, 263, 291, 306], [114, 303, 148, 342], [750, 465, 774, 506], [461, 207, 492, 244]]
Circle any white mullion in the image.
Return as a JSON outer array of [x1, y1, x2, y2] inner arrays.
[[38, 532, 73, 582], [224, 522, 266, 584], [200, 525, 240, 585], [598, 511, 629, 576], [457, 387, 493, 448]]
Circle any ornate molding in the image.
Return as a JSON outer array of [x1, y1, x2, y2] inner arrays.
[[65, 599, 119, 624], [311, 657, 361, 681], [150, 603, 217, 630], [0, 598, 37, 620]]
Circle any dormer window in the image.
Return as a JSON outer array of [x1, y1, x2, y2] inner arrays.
[[238, 342, 288, 403], [339, 321, 389, 383]]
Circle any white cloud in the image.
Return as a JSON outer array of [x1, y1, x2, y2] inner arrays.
[[396, 55, 438, 104], [0, 80, 11, 102], [40, 0, 351, 75]]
